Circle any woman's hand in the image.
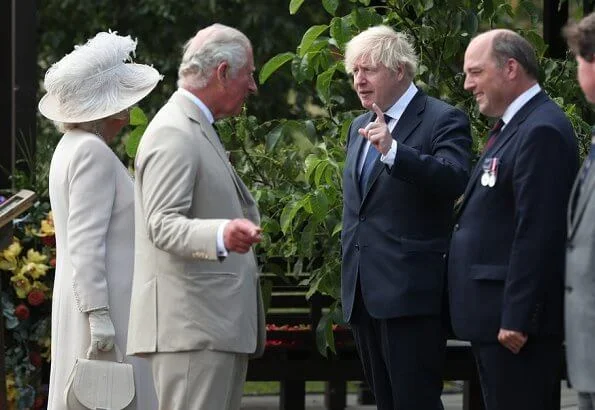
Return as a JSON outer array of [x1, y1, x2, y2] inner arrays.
[[87, 308, 116, 357]]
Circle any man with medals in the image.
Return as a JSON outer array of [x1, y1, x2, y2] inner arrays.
[[447, 29, 578, 410]]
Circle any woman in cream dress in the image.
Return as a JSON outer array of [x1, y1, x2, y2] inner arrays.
[[38, 32, 161, 410]]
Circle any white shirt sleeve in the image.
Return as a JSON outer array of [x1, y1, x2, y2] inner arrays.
[[217, 220, 229, 258], [380, 139, 398, 168]]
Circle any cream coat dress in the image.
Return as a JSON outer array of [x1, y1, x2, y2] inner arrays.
[[47, 129, 156, 410]]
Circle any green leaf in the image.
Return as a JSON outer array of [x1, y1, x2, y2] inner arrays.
[[265, 124, 284, 152], [125, 125, 146, 159], [314, 161, 330, 186], [316, 67, 336, 104], [129, 106, 147, 126], [330, 16, 352, 47], [332, 221, 342, 237], [280, 200, 304, 234], [289, 0, 304, 15], [298, 25, 329, 57], [322, 0, 339, 16], [308, 190, 329, 221], [306, 274, 322, 300], [259, 52, 295, 84], [463, 11, 479, 36], [315, 310, 336, 356], [305, 155, 324, 182], [292, 258, 303, 278]]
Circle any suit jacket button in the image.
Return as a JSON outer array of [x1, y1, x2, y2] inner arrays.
[[453, 223, 460, 231], [567, 243, 574, 250], [355, 244, 360, 251], [442, 253, 447, 259], [360, 215, 366, 221], [565, 286, 573, 293]]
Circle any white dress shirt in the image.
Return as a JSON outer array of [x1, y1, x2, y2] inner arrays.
[[358, 82, 419, 175]]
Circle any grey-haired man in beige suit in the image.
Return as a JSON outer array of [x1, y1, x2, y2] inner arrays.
[[127, 23, 265, 410]]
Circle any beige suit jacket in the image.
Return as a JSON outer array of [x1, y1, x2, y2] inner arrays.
[[127, 90, 265, 357]]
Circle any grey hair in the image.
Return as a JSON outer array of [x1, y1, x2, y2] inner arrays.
[[55, 109, 128, 134], [491, 30, 539, 80], [177, 24, 251, 89], [344, 25, 418, 80]]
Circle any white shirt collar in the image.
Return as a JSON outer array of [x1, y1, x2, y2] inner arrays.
[[177, 87, 215, 124], [501, 83, 541, 128], [384, 82, 418, 122]]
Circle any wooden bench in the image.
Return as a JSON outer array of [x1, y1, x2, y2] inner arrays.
[[246, 274, 484, 410]]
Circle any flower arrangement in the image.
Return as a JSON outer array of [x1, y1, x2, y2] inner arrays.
[[0, 199, 54, 410]]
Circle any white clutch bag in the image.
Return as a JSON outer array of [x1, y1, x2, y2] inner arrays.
[[64, 345, 135, 410]]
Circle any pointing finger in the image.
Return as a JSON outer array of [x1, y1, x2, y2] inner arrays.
[[372, 103, 385, 123]]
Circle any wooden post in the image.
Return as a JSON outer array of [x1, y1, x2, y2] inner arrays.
[[543, 0, 569, 59], [0, 1, 12, 188], [0, 0, 37, 189]]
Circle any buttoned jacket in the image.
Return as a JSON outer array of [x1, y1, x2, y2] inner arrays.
[[127, 90, 265, 356]]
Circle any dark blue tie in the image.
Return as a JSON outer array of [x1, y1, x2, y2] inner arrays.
[[359, 113, 391, 194]]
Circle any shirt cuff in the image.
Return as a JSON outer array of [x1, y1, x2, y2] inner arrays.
[[216, 220, 230, 258], [380, 140, 398, 168]]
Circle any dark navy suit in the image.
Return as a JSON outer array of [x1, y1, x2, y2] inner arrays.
[[448, 91, 578, 410], [341, 89, 471, 409]]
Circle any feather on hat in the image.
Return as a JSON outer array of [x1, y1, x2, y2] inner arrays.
[[39, 31, 162, 123]]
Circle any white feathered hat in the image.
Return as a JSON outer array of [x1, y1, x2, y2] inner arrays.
[[39, 31, 162, 123]]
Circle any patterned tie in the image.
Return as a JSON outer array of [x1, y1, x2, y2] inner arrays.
[[359, 114, 392, 194], [482, 118, 504, 153]]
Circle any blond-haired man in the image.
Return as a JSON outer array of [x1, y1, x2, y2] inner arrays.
[[341, 25, 472, 409]]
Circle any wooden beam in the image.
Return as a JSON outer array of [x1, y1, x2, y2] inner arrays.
[[0, 0, 37, 190], [0, 2, 12, 188], [13, 0, 37, 185], [543, 0, 569, 58]]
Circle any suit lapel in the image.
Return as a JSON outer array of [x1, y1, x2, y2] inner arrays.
[[361, 91, 425, 201], [457, 91, 549, 215], [171, 91, 259, 221]]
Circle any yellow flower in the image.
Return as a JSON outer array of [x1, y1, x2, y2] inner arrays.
[[6, 373, 17, 403], [40, 217, 55, 235], [10, 273, 32, 299], [0, 240, 22, 271], [30, 212, 55, 237], [40, 336, 52, 360], [18, 249, 49, 279], [32, 280, 50, 293]]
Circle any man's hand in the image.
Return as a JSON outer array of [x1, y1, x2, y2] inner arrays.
[[224, 218, 262, 254], [358, 102, 393, 155], [497, 328, 528, 354]]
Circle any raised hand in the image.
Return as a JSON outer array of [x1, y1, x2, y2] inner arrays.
[[358, 102, 393, 155]]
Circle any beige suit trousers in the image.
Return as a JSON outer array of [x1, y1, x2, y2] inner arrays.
[[148, 350, 248, 410]]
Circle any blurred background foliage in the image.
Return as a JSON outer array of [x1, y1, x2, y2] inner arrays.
[[22, 0, 595, 363]]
